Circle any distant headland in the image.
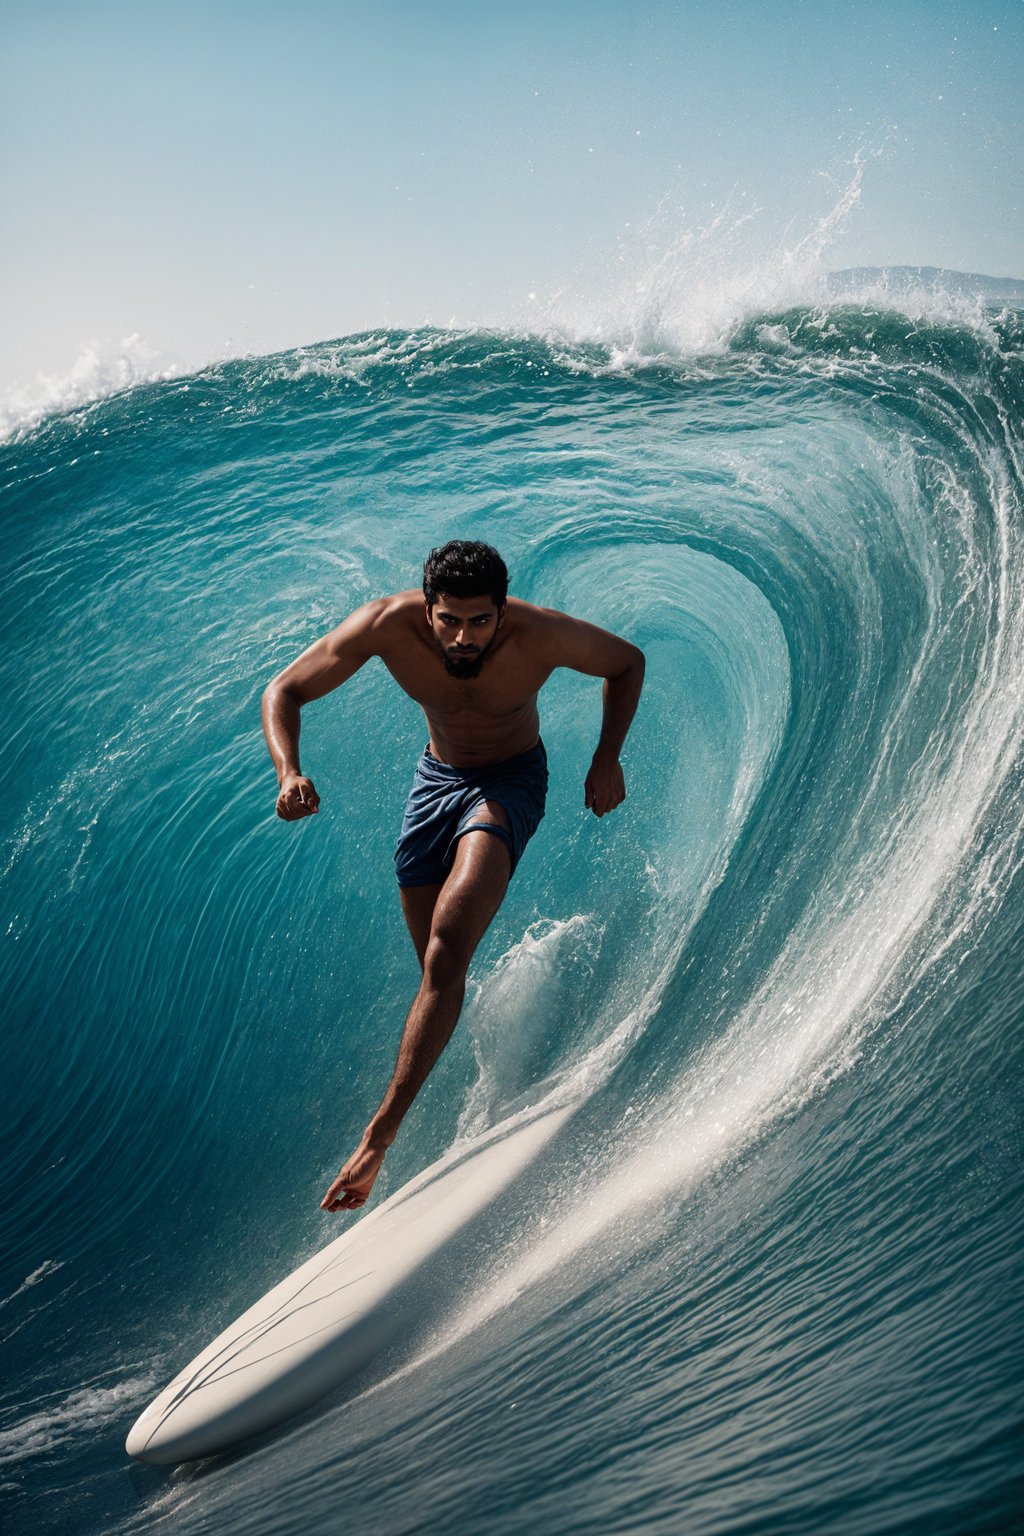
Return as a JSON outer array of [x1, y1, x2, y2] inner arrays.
[[829, 266, 1024, 306]]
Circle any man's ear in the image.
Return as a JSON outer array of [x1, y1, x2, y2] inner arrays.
[[497, 600, 508, 626], [424, 601, 433, 625]]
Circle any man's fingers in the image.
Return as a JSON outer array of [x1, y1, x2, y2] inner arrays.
[[321, 1163, 371, 1213], [321, 1140, 383, 1215], [588, 792, 626, 818], [276, 777, 320, 821], [322, 1189, 366, 1211], [584, 766, 626, 817], [320, 1173, 350, 1208], [277, 794, 320, 820], [585, 770, 626, 816]]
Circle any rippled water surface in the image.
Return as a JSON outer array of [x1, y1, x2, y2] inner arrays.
[[2, 303, 1022, 1534]]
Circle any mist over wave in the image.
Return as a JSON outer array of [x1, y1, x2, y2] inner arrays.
[[2, 186, 1022, 1534], [6, 162, 1018, 448]]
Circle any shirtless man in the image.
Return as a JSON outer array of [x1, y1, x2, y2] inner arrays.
[[261, 540, 645, 1212]]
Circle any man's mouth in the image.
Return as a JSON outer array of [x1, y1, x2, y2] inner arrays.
[[444, 648, 485, 678]]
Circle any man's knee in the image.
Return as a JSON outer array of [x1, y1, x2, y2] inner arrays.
[[423, 929, 472, 991]]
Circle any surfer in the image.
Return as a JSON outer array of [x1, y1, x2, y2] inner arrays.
[[262, 540, 645, 1211]]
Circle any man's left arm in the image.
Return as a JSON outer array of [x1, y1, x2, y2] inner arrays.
[[539, 610, 646, 817]]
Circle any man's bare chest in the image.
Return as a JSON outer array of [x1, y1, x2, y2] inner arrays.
[[381, 648, 547, 719]]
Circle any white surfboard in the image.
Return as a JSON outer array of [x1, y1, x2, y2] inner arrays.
[[126, 1103, 571, 1464]]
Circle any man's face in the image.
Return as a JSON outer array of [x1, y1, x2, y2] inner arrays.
[[427, 593, 505, 678]]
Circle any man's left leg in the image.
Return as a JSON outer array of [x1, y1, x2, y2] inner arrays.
[[322, 811, 512, 1211], [399, 884, 443, 970]]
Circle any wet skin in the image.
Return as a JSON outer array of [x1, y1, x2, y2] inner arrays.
[[261, 589, 645, 1209]]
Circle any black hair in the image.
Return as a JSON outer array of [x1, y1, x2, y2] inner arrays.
[[422, 540, 508, 609]]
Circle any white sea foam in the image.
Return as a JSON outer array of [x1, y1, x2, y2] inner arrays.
[[521, 157, 869, 362], [517, 155, 1014, 366], [0, 334, 182, 443], [456, 915, 603, 1142], [0, 1260, 65, 1311], [0, 1375, 157, 1466]]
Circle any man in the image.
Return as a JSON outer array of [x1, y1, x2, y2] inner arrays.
[[261, 540, 644, 1213]]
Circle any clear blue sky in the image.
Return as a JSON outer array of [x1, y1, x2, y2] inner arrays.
[[2, 0, 1021, 391]]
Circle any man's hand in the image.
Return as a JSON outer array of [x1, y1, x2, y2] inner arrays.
[[321, 1137, 388, 1212], [584, 750, 626, 817], [276, 773, 320, 821]]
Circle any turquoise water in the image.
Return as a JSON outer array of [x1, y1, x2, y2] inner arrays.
[[2, 301, 1022, 1533]]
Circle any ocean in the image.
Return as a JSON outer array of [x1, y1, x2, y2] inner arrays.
[[2, 284, 1022, 1533]]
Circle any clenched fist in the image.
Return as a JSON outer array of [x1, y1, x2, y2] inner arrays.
[[584, 749, 625, 817], [276, 773, 320, 821]]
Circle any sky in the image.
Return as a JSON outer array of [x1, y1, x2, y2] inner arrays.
[[1, 0, 1021, 395]]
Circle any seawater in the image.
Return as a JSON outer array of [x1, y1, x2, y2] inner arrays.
[[1, 295, 1022, 1535]]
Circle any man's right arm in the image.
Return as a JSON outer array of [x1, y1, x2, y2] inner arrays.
[[261, 599, 387, 821]]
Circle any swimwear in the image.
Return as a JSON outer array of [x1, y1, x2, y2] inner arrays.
[[394, 740, 548, 887]]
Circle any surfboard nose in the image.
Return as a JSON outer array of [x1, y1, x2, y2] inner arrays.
[[125, 1402, 163, 1463], [126, 1394, 231, 1462]]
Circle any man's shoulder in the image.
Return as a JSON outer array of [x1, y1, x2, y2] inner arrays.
[[508, 601, 643, 673], [330, 591, 421, 658], [506, 597, 566, 631], [359, 590, 422, 632], [507, 599, 581, 644]]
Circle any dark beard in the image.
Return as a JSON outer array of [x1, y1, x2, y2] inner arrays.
[[443, 649, 486, 679], [436, 628, 496, 679]]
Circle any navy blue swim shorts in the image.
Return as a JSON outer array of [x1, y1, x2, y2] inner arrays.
[[394, 740, 548, 887]]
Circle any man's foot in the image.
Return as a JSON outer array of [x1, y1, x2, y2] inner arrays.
[[320, 1139, 387, 1211]]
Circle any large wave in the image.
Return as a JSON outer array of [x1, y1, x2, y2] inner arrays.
[[2, 287, 1022, 1534]]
